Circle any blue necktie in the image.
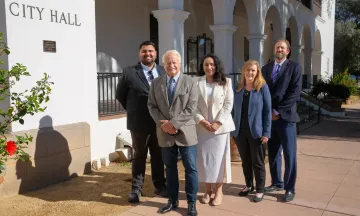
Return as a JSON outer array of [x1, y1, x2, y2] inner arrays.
[[272, 64, 281, 83], [167, 78, 175, 105]]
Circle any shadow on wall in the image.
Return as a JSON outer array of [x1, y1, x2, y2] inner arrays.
[[97, 52, 123, 73], [16, 115, 77, 194]]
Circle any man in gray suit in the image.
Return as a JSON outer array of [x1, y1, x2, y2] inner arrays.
[[148, 50, 199, 216]]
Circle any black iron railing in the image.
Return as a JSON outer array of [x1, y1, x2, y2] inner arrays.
[[296, 88, 322, 134], [97, 73, 126, 117], [302, 79, 315, 90]]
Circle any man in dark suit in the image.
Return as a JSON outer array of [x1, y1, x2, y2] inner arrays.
[[116, 41, 167, 203], [261, 39, 302, 202]]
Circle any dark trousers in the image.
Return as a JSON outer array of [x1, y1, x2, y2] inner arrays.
[[235, 130, 266, 193], [130, 130, 166, 192], [161, 145, 198, 203], [268, 119, 297, 193]]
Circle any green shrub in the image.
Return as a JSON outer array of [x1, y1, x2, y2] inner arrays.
[[331, 71, 358, 95], [311, 79, 351, 101]]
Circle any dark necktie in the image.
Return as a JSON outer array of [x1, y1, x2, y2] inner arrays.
[[272, 64, 281, 83], [167, 78, 175, 105], [148, 70, 154, 81]]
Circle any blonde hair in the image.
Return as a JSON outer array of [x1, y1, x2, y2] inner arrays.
[[162, 50, 181, 65], [237, 60, 266, 92]]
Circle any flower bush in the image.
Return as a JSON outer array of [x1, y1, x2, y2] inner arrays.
[[0, 32, 53, 173]]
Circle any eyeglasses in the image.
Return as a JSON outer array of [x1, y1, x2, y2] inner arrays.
[[148, 70, 154, 81]]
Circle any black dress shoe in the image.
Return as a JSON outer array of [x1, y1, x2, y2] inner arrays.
[[283, 191, 295, 202], [253, 193, 264, 202], [238, 187, 254, 196], [264, 185, 284, 192], [128, 190, 141, 203], [160, 200, 179, 214], [187, 203, 197, 216], [154, 186, 168, 198]]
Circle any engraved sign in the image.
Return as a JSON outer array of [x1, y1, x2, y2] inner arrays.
[[43, 40, 56, 53], [8, 2, 82, 27]]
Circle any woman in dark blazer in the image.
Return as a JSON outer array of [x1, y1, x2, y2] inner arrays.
[[231, 60, 272, 202]]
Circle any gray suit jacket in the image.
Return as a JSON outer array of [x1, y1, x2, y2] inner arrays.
[[147, 73, 198, 147]]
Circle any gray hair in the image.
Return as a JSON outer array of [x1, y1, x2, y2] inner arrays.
[[162, 50, 181, 65]]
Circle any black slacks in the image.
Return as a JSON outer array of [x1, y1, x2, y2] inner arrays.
[[235, 130, 266, 193], [130, 129, 166, 192]]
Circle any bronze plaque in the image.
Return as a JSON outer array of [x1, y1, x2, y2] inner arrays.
[[43, 40, 56, 53]]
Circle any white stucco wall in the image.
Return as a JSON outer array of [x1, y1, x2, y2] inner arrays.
[[0, 1, 6, 43], [315, 15, 335, 79], [2, 0, 129, 161], [95, 0, 157, 72], [4, 0, 98, 132]]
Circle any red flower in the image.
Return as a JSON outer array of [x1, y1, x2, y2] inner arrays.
[[5, 141, 17, 156]]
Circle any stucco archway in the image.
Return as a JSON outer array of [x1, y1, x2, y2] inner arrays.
[[286, 16, 301, 62], [263, 5, 283, 64], [233, 0, 249, 72]]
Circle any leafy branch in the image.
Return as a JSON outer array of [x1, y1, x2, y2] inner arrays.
[[0, 32, 53, 169]]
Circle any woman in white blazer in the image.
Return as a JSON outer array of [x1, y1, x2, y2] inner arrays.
[[194, 54, 235, 206]]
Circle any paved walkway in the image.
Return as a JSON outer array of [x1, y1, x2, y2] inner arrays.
[[120, 104, 360, 216]]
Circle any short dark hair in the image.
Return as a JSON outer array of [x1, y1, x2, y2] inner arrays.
[[139, 41, 156, 51], [197, 53, 227, 86]]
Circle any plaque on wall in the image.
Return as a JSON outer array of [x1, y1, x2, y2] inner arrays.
[[43, 40, 56, 53]]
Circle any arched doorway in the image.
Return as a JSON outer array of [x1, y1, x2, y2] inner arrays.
[[287, 16, 301, 63], [233, 0, 249, 73], [263, 5, 283, 64]]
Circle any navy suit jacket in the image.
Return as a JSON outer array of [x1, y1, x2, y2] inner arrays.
[[231, 84, 272, 139], [261, 59, 302, 123], [116, 62, 165, 132]]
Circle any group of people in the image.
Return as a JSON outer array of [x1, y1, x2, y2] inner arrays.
[[116, 39, 302, 216]]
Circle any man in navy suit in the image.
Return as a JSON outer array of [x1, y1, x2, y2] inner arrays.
[[261, 39, 302, 202], [116, 41, 167, 203]]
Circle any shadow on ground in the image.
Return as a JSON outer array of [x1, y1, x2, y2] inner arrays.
[[299, 117, 360, 142], [19, 171, 152, 205], [0, 164, 157, 216]]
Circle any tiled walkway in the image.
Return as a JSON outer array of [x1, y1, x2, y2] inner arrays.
[[120, 106, 360, 216]]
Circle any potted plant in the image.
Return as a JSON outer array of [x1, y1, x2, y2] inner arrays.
[[0, 32, 53, 183]]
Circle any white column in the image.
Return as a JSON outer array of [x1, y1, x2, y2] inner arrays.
[[247, 34, 268, 67], [211, 0, 237, 74], [235, 33, 245, 72], [312, 50, 323, 78], [304, 48, 313, 85], [290, 45, 302, 64], [153, 9, 189, 71], [210, 25, 237, 74]]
